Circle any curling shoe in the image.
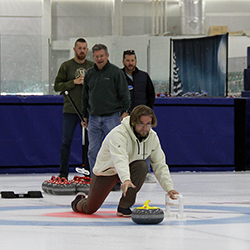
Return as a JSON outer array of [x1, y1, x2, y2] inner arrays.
[[71, 192, 87, 212], [117, 206, 132, 217]]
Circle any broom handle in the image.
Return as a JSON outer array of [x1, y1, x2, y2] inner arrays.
[[64, 91, 85, 124]]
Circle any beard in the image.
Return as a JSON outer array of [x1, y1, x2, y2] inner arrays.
[[76, 53, 86, 61], [133, 127, 149, 142], [125, 65, 135, 73]]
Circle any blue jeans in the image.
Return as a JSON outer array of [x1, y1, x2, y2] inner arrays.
[[88, 112, 121, 175], [60, 113, 89, 178], [146, 157, 151, 173]]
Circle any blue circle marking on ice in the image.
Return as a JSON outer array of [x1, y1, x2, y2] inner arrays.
[[0, 204, 249, 227]]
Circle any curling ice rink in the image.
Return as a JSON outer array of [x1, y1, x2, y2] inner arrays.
[[1, 171, 250, 250]]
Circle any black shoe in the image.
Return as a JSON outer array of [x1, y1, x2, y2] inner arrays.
[[117, 206, 132, 217], [71, 192, 86, 212], [112, 182, 121, 191]]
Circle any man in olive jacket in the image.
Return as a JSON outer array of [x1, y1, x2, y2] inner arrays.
[[54, 38, 94, 179]]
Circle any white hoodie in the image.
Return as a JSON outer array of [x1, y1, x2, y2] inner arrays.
[[93, 116, 174, 192]]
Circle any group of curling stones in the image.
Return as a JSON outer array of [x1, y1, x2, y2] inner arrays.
[[42, 168, 91, 195]]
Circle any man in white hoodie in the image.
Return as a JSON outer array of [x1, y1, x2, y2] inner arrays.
[[71, 105, 178, 217]]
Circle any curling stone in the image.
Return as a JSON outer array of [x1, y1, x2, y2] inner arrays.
[[51, 177, 76, 195], [71, 176, 91, 194], [42, 176, 76, 195], [41, 176, 57, 194], [131, 200, 164, 224]]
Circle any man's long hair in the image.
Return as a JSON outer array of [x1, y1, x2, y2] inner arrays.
[[130, 105, 157, 127]]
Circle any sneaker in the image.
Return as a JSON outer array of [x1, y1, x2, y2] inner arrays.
[[111, 182, 121, 191], [145, 173, 157, 183], [117, 206, 132, 217], [71, 192, 86, 212]]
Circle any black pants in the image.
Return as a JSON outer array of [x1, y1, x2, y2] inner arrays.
[[60, 113, 89, 178], [75, 160, 148, 214]]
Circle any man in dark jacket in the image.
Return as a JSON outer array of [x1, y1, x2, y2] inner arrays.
[[122, 49, 156, 183], [122, 50, 155, 111], [82, 44, 130, 175]]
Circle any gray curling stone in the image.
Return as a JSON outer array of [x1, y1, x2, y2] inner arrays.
[[41, 176, 57, 194], [131, 200, 164, 225], [41, 181, 48, 193], [42, 176, 76, 195], [71, 176, 91, 195], [75, 183, 90, 194], [51, 177, 76, 195]]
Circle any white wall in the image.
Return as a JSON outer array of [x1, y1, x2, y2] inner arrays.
[[0, 0, 42, 35], [1, 0, 250, 94], [53, 34, 250, 82], [1, 0, 250, 36], [229, 37, 250, 58]]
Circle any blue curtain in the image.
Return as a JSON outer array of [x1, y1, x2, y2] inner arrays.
[[172, 34, 228, 97]]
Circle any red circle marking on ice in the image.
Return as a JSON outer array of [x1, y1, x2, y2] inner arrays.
[[44, 211, 118, 218]]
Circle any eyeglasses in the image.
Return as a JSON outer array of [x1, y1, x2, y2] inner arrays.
[[123, 50, 135, 56], [137, 123, 152, 130]]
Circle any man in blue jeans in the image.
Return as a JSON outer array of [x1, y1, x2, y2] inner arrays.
[[54, 38, 94, 179], [82, 44, 130, 176]]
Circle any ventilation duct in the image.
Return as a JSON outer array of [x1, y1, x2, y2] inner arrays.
[[180, 0, 205, 35]]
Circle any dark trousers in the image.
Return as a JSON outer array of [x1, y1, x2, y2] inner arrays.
[[76, 160, 148, 214], [60, 113, 89, 178]]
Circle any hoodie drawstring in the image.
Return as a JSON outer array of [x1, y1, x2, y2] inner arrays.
[[136, 140, 146, 160]]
